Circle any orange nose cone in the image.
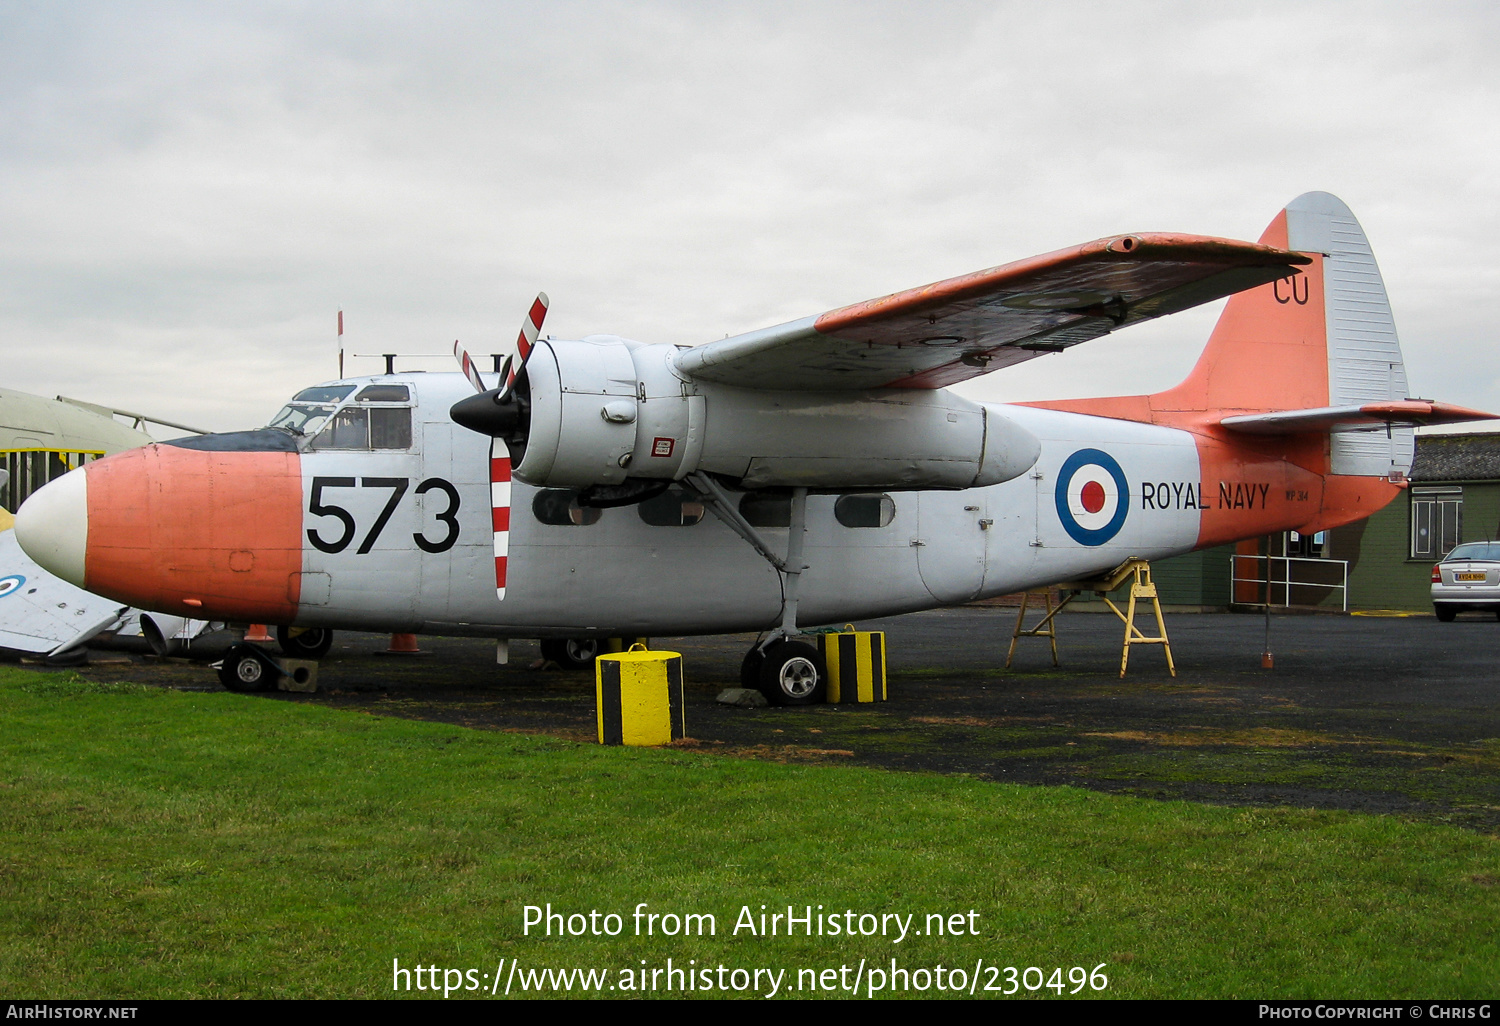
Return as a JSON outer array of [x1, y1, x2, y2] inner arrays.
[[85, 444, 304, 621]]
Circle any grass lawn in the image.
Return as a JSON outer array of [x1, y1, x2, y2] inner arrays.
[[1, 667, 1496, 999]]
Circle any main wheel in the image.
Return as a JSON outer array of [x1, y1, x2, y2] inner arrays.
[[540, 637, 601, 669], [756, 639, 826, 706], [740, 646, 766, 690], [218, 645, 274, 692], [1435, 606, 1457, 622], [276, 625, 334, 659]]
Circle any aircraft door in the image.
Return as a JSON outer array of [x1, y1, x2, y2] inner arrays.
[[417, 421, 486, 622], [300, 442, 424, 626], [914, 492, 986, 604], [978, 478, 1037, 595]]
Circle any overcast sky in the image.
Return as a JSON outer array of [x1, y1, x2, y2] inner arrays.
[[2, 1, 1496, 434]]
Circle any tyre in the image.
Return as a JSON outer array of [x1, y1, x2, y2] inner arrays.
[[756, 639, 826, 706], [1435, 606, 1457, 622], [540, 637, 601, 669], [740, 646, 765, 690], [218, 644, 275, 692], [276, 625, 334, 660]]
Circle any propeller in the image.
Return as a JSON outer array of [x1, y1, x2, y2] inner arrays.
[[452, 293, 549, 601]]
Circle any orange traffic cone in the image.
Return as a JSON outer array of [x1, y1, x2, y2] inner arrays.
[[245, 623, 274, 643], [386, 633, 421, 654]]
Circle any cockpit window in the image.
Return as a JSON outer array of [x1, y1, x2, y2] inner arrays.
[[268, 403, 337, 436], [293, 385, 356, 404], [309, 407, 412, 450], [355, 384, 410, 403], [267, 385, 357, 437]]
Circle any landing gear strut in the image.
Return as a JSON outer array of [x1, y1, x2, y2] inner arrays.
[[688, 474, 826, 706]]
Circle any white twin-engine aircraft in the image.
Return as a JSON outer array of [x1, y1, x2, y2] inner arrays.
[[14, 193, 1493, 702]]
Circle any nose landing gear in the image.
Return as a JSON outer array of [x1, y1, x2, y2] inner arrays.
[[539, 637, 602, 670]]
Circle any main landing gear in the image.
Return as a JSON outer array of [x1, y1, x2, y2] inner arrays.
[[685, 474, 827, 706], [741, 638, 827, 706], [217, 643, 279, 692]]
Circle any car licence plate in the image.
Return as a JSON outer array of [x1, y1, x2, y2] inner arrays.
[[1455, 572, 1487, 582]]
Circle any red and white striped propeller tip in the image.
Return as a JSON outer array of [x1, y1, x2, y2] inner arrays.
[[509, 292, 550, 388], [453, 340, 487, 394]]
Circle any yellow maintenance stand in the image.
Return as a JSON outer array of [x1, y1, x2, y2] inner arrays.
[[595, 645, 685, 746], [1006, 558, 1175, 678]]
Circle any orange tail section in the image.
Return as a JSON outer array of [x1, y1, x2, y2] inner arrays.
[[1027, 192, 1446, 543]]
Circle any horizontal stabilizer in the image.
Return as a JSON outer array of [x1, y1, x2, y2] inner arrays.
[[1220, 401, 1498, 435]]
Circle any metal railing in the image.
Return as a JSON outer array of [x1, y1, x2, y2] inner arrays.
[[1230, 554, 1349, 612]]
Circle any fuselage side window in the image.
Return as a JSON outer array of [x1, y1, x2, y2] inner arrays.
[[369, 408, 412, 448], [638, 488, 705, 527], [532, 489, 604, 526], [309, 406, 413, 450], [738, 490, 792, 528], [835, 493, 896, 528]]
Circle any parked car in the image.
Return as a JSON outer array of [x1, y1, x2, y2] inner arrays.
[[1431, 541, 1500, 621]]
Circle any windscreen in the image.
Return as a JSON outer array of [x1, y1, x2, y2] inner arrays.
[[266, 385, 356, 436], [1445, 542, 1500, 562]]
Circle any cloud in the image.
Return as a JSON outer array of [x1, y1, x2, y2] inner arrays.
[[1, 1, 1496, 430]]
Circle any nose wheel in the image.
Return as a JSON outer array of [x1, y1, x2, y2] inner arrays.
[[539, 637, 602, 669]]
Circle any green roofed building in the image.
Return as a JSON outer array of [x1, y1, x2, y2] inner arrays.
[[1336, 432, 1500, 613]]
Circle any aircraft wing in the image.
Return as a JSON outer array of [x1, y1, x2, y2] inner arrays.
[[674, 234, 1311, 391], [0, 524, 128, 657]]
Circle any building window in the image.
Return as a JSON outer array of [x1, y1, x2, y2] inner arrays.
[[1411, 487, 1462, 559]]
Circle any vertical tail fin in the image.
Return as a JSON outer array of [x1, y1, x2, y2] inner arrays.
[[1153, 191, 1413, 475]]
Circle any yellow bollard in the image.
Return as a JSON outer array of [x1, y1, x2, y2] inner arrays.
[[595, 645, 685, 746], [816, 625, 887, 703]]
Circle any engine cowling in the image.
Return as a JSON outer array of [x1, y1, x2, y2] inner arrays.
[[453, 336, 1041, 491]]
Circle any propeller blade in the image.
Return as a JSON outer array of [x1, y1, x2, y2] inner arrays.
[[453, 340, 487, 394], [509, 292, 549, 391], [481, 292, 548, 603], [490, 440, 512, 600]]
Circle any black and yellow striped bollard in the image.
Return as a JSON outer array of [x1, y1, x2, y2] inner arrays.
[[595, 645, 685, 746], [816, 625, 887, 703]]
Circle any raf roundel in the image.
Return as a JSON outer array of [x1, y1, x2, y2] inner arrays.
[[1054, 448, 1129, 546], [0, 575, 24, 598]]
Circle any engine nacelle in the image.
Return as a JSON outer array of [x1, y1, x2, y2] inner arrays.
[[512, 337, 1041, 491]]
